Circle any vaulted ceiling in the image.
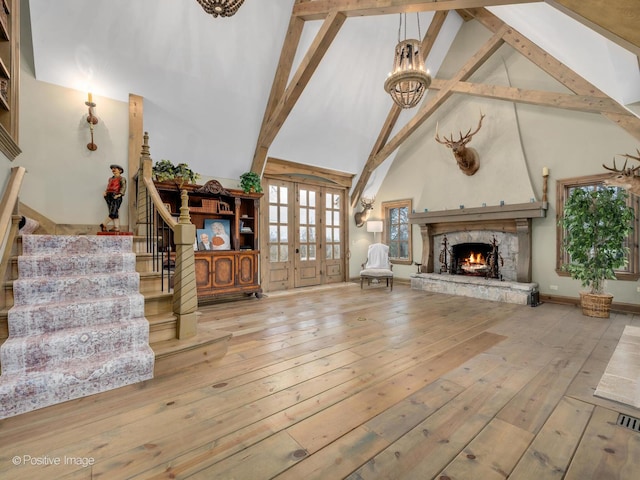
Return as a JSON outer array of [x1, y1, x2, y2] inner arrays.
[[27, 1, 640, 205]]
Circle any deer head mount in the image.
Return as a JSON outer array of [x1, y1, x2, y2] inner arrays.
[[354, 196, 375, 228], [603, 149, 640, 196], [435, 112, 486, 176]]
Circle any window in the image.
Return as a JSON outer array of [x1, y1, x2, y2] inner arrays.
[[382, 199, 412, 265], [556, 173, 639, 280]]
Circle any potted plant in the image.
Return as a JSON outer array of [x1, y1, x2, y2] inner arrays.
[[559, 185, 634, 318], [239, 171, 263, 193], [173, 162, 200, 187], [153, 159, 200, 187]]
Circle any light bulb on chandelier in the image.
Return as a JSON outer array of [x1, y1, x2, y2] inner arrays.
[[384, 13, 431, 109]]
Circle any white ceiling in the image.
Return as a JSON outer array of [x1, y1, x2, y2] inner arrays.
[[27, 1, 640, 187]]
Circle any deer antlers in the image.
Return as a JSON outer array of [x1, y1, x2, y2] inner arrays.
[[354, 195, 375, 228], [435, 112, 485, 147], [435, 112, 485, 176], [602, 149, 640, 196]]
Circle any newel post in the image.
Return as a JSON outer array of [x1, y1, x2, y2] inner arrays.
[[172, 189, 198, 339]]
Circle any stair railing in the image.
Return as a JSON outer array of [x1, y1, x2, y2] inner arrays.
[[137, 132, 199, 339], [0, 166, 26, 308]]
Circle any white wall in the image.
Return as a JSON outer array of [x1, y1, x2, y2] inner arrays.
[[17, 67, 130, 226], [349, 20, 640, 304]]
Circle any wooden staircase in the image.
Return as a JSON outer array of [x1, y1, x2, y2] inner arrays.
[[1, 234, 231, 378]]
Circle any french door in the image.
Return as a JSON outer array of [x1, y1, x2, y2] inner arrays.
[[262, 178, 346, 291], [295, 185, 321, 287]]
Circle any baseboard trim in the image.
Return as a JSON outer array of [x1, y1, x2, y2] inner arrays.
[[540, 294, 640, 315]]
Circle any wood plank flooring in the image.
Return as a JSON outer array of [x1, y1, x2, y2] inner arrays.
[[1, 283, 640, 479]]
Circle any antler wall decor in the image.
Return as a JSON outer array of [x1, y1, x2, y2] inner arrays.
[[354, 196, 375, 228], [435, 112, 485, 176], [602, 149, 640, 195]]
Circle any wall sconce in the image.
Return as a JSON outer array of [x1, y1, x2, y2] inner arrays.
[[366, 220, 384, 243], [85, 92, 98, 151]]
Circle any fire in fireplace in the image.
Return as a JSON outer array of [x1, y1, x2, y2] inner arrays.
[[452, 243, 491, 276]]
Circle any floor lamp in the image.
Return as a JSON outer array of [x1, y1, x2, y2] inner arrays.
[[366, 220, 383, 244]]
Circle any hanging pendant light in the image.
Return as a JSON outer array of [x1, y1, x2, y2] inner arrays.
[[384, 14, 431, 109], [196, 0, 245, 18]]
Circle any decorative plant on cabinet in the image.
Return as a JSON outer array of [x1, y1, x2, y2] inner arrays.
[[153, 159, 200, 187], [239, 171, 263, 193]]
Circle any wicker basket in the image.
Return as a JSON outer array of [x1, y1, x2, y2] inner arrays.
[[580, 292, 613, 318]]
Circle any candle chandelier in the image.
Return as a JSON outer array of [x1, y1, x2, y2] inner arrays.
[[196, 0, 245, 18], [384, 13, 431, 109]]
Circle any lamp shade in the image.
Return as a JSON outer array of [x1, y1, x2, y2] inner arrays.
[[366, 220, 383, 233]]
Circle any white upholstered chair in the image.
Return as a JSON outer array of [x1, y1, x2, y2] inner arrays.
[[360, 243, 394, 291]]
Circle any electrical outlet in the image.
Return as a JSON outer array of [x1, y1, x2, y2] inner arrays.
[[636, 286, 640, 293], [550, 285, 559, 291]]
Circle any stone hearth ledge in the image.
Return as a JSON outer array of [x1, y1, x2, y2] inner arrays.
[[411, 273, 538, 305]]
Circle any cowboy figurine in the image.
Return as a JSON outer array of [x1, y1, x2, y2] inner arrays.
[[100, 164, 127, 232]]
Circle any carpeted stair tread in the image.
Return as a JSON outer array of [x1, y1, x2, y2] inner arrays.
[[17, 252, 137, 277], [0, 347, 154, 419], [7, 295, 146, 337], [1, 318, 150, 375], [12, 272, 141, 306], [21, 234, 133, 256]]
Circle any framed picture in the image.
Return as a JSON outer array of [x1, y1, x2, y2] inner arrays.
[[196, 228, 213, 251], [204, 219, 231, 250]]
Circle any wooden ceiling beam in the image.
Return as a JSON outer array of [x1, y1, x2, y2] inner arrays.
[[265, 157, 354, 188], [293, 0, 542, 21], [469, 8, 640, 141], [427, 79, 629, 115], [350, 10, 448, 207], [251, 10, 347, 176], [545, 0, 640, 57], [250, 14, 305, 175]]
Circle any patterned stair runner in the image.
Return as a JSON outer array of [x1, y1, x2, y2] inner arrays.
[[0, 235, 154, 419]]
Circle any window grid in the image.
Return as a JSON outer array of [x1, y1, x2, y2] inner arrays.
[[382, 199, 413, 265], [268, 184, 289, 262], [325, 192, 341, 260]]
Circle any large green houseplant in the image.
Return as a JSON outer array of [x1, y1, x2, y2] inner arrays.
[[560, 185, 634, 317]]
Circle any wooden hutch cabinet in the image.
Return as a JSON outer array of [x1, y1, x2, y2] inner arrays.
[[155, 179, 262, 302]]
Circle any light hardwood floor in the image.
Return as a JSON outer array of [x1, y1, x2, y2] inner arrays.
[[1, 283, 640, 479]]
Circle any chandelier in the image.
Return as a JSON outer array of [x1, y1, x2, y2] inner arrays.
[[196, 0, 245, 18], [384, 14, 431, 109]]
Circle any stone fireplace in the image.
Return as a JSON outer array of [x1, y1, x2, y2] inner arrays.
[[408, 202, 547, 304]]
